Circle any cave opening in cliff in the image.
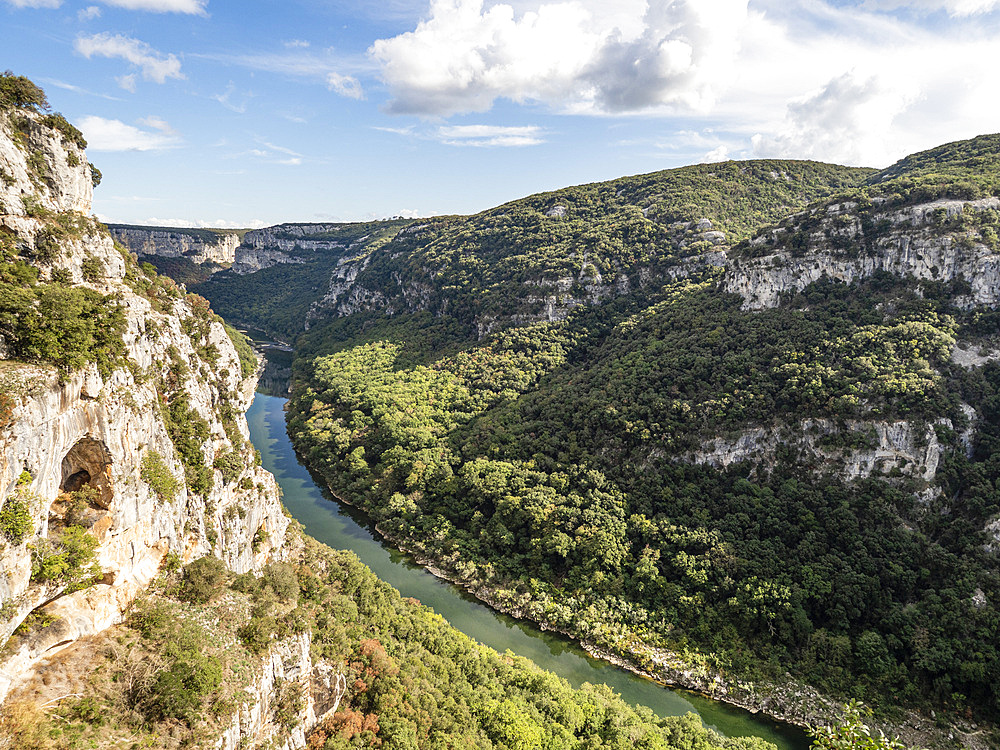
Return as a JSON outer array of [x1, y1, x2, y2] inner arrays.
[[60, 438, 112, 509]]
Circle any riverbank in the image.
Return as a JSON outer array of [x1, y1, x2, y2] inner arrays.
[[303, 449, 981, 750], [379, 510, 988, 750], [248, 392, 810, 749], [255, 390, 983, 750]]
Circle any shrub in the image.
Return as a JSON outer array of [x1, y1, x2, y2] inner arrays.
[[178, 555, 227, 604], [81, 255, 104, 282], [237, 615, 277, 654], [261, 562, 300, 603], [0, 496, 33, 543], [149, 650, 223, 722], [252, 527, 269, 552], [273, 679, 305, 731], [213, 450, 242, 484], [161, 394, 213, 496], [140, 449, 181, 503], [30, 525, 99, 589], [224, 323, 258, 379], [128, 599, 172, 638], [64, 485, 97, 526], [40, 112, 86, 149], [89, 163, 101, 188]]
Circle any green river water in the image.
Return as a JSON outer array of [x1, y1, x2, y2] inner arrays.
[[247, 391, 811, 750]]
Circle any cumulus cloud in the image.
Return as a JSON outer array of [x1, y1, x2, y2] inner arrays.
[[438, 124, 544, 146], [751, 72, 916, 165], [77, 115, 180, 151], [369, 0, 748, 116], [327, 72, 364, 100], [78, 5, 101, 18], [75, 33, 185, 87], [101, 0, 207, 13]]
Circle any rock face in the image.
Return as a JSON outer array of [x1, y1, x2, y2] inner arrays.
[[691, 417, 952, 484], [0, 103, 293, 721], [215, 632, 347, 750], [305, 219, 729, 337], [725, 197, 1000, 309], [108, 221, 374, 278], [108, 224, 241, 266], [232, 223, 352, 274], [0, 109, 92, 216]]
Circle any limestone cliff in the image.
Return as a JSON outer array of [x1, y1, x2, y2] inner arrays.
[[108, 224, 242, 266], [0, 100, 299, 735], [108, 221, 386, 279], [231, 223, 353, 274], [305, 216, 729, 336], [725, 197, 1000, 309]]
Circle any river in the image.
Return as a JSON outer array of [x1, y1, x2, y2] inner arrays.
[[247, 391, 811, 750]]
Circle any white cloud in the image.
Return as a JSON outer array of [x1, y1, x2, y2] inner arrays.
[[284, 39, 310, 48], [751, 72, 916, 165], [100, 0, 207, 14], [703, 145, 729, 162], [78, 5, 101, 19], [75, 33, 185, 87], [374, 125, 415, 135], [327, 72, 364, 100], [77, 115, 180, 151], [860, 0, 1000, 16], [369, 0, 748, 116], [145, 217, 269, 229], [213, 82, 251, 113], [116, 73, 137, 92], [438, 124, 544, 147], [241, 139, 304, 165], [43, 78, 123, 100]]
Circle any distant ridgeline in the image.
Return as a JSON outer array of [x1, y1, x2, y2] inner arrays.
[[154, 136, 1000, 747], [109, 220, 413, 339]]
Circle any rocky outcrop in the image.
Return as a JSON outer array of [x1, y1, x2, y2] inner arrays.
[[231, 223, 354, 274], [0, 105, 287, 708], [106, 222, 370, 278], [306, 219, 729, 336], [691, 417, 951, 483], [726, 198, 1000, 309], [215, 632, 347, 750], [108, 225, 241, 266], [0, 109, 92, 216]]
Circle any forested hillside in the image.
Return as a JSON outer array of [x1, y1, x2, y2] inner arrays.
[[187, 137, 1000, 747]]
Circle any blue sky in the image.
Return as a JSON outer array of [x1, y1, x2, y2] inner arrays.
[[3, 0, 1000, 227]]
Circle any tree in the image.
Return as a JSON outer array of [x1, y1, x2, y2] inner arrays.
[[809, 702, 913, 750]]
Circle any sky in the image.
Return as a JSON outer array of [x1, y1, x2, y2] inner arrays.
[[3, 0, 1000, 228]]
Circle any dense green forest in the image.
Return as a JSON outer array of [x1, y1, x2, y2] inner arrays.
[[1, 525, 779, 750], [286, 271, 1000, 721], [161, 133, 1000, 748]]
